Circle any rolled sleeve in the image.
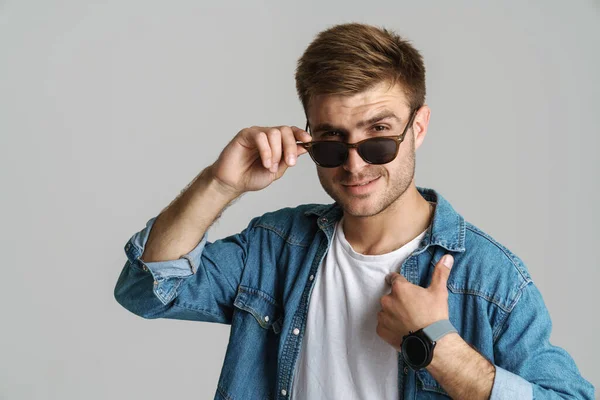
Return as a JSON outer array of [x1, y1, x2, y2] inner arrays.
[[126, 216, 208, 278], [115, 214, 258, 323], [490, 365, 532, 400], [123, 216, 209, 305]]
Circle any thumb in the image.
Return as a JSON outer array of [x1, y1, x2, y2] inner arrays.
[[430, 254, 453, 291]]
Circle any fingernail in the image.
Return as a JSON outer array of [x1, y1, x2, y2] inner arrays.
[[288, 155, 296, 166], [271, 163, 279, 172], [442, 254, 454, 269]]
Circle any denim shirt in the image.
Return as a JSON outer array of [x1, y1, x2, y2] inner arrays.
[[114, 186, 595, 399]]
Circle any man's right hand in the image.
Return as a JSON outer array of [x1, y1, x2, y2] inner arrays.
[[210, 125, 312, 197]]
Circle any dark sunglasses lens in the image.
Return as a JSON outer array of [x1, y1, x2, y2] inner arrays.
[[359, 138, 398, 164], [311, 142, 347, 167]]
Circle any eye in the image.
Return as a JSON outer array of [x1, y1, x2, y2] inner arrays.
[[373, 125, 389, 132], [324, 130, 343, 137]]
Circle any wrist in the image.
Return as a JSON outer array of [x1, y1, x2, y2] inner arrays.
[[425, 333, 495, 399], [426, 331, 462, 372], [203, 165, 242, 202]]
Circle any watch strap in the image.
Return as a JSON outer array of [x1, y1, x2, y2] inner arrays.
[[422, 319, 457, 342]]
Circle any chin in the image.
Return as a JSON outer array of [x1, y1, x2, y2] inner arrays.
[[337, 196, 387, 218]]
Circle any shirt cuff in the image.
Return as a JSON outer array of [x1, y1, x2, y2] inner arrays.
[[490, 365, 533, 400], [124, 216, 208, 280]]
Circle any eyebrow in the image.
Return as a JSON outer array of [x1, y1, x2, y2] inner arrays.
[[311, 110, 401, 135]]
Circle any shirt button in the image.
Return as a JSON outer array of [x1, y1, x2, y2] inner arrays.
[[153, 280, 158, 285], [403, 366, 409, 375], [125, 243, 131, 250], [281, 389, 287, 396], [264, 316, 270, 322], [143, 265, 148, 272], [309, 275, 314, 281], [293, 328, 300, 335], [320, 217, 328, 223]]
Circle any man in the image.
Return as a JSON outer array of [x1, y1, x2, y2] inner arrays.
[[114, 23, 595, 399]]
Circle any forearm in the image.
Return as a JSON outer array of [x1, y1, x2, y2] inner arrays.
[[141, 164, 240, 263], [426, 333, 495, 399]]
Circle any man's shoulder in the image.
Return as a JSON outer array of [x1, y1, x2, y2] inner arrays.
[[450, 219, 533, 312], [463, 220, 532, 282]]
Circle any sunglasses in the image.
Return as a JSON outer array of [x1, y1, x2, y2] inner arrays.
[[297, 109, 418, 168]]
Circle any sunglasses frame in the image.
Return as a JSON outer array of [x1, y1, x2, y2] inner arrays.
[[297, 108, 418, 168]]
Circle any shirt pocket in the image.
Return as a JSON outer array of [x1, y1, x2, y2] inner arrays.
[[233, 285, 283, 334], [416, 369, 451, 398]]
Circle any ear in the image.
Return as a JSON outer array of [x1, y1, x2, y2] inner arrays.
[[413, 104, 431, 151]]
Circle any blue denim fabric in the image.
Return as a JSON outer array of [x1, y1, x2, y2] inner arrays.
[[114, 186, 595, 399]]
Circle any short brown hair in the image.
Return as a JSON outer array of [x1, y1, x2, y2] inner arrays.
[[295, 23, 426, 121]]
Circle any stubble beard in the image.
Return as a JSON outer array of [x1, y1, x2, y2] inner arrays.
[[317, 142, 416, 218]]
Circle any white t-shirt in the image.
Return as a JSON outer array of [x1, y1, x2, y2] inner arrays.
[[291, 217, 428, 400]]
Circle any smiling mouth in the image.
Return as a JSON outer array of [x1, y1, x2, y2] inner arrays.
[[342, 177, 380, 187]]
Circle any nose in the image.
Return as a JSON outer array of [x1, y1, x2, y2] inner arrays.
[[342, 147, 368, 173]]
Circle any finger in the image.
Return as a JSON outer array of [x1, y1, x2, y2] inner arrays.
[[253, 130, 272, 169], [376, 308, 394, 330], [291, 126, 311, 157], [279, 126, 299, 167], [291, 125, 312, 141], [376, 318, 390, 338], [295, 142, 309, 157], [379, 294, 393, 310], [266, 128, 282, 172], [385, 272, 408, 287], [376, 321, 402, 351], [429, 254, 453, 292]]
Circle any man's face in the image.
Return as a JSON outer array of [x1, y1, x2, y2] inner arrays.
[[307, 81, 423, 218]]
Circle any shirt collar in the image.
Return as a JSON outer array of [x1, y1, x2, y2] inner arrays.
[[303, 186, 466, 253]]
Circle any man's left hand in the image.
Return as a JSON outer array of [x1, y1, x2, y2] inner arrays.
[[376, 254, 454, 351]]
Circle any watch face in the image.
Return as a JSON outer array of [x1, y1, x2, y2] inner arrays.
[[403, 335, 429, 366]]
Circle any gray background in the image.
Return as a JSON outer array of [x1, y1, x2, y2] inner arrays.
[[1, 0, 598, 398]]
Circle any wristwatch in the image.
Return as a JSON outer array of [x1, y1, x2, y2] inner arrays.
[[400, 319, 457, 371]]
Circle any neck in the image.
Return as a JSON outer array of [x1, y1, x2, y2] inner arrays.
[[341, 183, 434, 255]]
